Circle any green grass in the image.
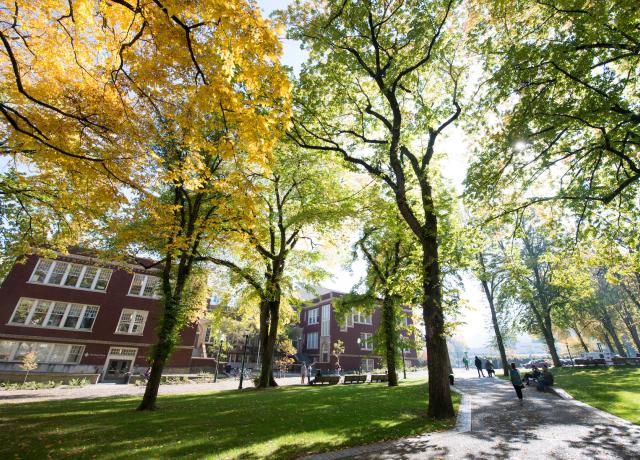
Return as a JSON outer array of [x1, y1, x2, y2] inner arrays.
[[552, 367, 640, 424], [0, 379, 458, 459]]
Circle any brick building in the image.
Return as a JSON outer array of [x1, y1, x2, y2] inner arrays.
[[296, 290, 418, 372], [0, 251, 210, 382]]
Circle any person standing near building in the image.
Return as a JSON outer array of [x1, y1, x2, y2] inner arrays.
[[301, 362, 307, 384], [509, 363, 524, 405], [474, 356, 485, 377], [462, 355, 469, 370]]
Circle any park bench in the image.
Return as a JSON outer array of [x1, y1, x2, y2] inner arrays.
[[343, 374, 367, 384], [310, 375, 340, 385], [370, 374, 388, 383], [613, 357, 640, 366], [574, 358, 607, 367]]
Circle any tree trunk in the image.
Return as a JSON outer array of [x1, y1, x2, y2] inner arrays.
[[257, 299, 280, 388], [421, 210, 454, 419], [381, 294, 398, 387], [139, 289, 182, 411], [478, 256, 509, 376], [621, 309, 640, 351], [572, 325, 590, 352], [602, 313, 627, 357], [602, 331, 614, 353], [530, 303, 561, 366]]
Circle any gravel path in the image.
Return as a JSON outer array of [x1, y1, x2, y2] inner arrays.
[[305, 369, 640, 460], [0, 375, 304, 405]]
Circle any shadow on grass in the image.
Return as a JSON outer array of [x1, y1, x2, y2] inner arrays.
[[0, 380, 457, 459]]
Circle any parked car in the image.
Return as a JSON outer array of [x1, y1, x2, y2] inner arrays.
[[559, 358, 574, 366], [523, 359, 549, 369]]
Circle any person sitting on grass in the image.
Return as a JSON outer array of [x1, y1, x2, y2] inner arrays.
[[523, 366, 541, 386], [537, 364, 554, 392]]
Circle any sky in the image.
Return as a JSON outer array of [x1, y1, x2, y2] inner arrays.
[[254, 0, 504, 353]]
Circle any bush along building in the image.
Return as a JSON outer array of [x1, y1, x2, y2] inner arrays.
[[0, 250, 208, 383], [296, 290, 418, 373]]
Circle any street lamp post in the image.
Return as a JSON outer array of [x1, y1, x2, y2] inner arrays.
[[214, 334, 225, 383], [401, 346, 407, 380], [565, 342, 573, 366], [356, 337, 362, 374], [238, 333, 249, 390]]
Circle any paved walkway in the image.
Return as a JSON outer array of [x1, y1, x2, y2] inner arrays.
[[305, 369, 640, 460], [0, 375, 304, 405]]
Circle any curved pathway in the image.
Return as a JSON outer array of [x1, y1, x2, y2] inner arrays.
[[305, 369, 640, 459]]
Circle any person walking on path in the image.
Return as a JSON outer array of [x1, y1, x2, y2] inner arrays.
[[474, 356, 485, 377], [509, 363, 524, 405], [485, 359, 495, 377], [301, 363, 307, 384], [462, 355, 469, 370]]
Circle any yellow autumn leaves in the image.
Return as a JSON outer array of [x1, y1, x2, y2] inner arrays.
[[0, 0, 291, 253]]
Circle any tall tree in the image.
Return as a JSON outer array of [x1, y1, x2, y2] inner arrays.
[[97, 0, 290, 410], [476, 248, 510, 376], [283, 0, 464, 418], [467, 0, 640, 212], [203, 143, 352, 388]]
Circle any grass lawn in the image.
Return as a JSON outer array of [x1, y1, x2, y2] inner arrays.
[[552, 367, 640, 424], [0, 379, 458, 459]]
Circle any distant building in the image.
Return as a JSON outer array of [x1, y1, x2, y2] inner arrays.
[[296, 290, 418, 372], [0, 251, 208, 382]]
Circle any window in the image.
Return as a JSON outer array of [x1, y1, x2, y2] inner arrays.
[[64, 264, 83, 287], [109, 347, 137, 357], [116, 309, 148, 335], [128, 274, 160, 298], [47, 302, 67, 327], [79, 306, 98, 329], [28, 300, 50, 326], [0, 341, 85, 364], [94, 269, 113, 291], [204, 325, 213, 344], [321, 304, 330, 336], [30, 258, 112, 292], [361, 358, 374, 372], [63, 304, 83, 328], [321, 343, 329, 362], [10, 298, 34, 324], [339, 318, 348, 332], [79, 266, 98, 289], [48, 262, 69, 285], [306, 332, 319, 349], [308, 308, 319, 325], [353, 309, 372, 325], [360, 332, 373, 350], [403, 316, 411, 327], [9, 298, 98, 331], [67, 345, 84, 363], [31, 259, 52, 283]]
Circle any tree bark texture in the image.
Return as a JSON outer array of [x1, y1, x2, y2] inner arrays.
[[529, 303, 561, 366], [572, 325, 590, 352], [421, 222, 454, 419], [602, 312, 627, 357], [478, 253, 509, 376], [381, 294, 399, 387]]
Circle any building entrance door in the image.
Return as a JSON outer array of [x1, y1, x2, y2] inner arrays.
[[104, 359, 132, 383]]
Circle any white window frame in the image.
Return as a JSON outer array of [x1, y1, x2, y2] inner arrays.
[[29, 258, 112, 292], [360, 332, 373, 350], [115, 309, 149, 335], [321, 304, 330, 336], [0, 340, 84, 364], [308, 308, 319, 325], [361, 358, 374, 372], [8, 298, 99, 331], [352, 308, 372, 325], [127, 274, 161, 298], [306, 332, 319, 349]]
